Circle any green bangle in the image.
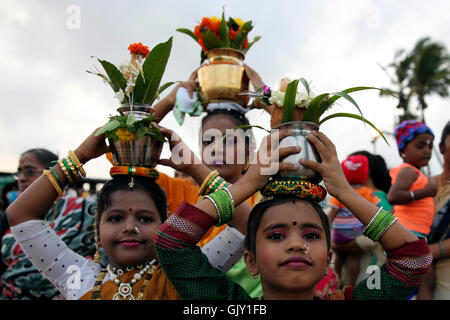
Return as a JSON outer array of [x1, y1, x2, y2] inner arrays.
[[62, 158, 78, 184], [208, 189, 235, 226], [67, 156, 81, 180], [363, 208, 397, 242], [49, 167, 64, 190]]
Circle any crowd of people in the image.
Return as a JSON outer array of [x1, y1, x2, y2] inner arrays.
[[0, 66, 449, 301]]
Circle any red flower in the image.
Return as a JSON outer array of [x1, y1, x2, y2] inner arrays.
[[128, 42, 150, 58]]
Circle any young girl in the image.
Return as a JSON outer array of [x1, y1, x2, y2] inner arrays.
[[154, 129, 432, 300], [5, 130, 251, 300], [152, 66, 266, 298], [387, 120, 437, 238]]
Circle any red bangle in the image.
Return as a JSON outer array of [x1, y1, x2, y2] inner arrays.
[[110, 166, 159, 179]]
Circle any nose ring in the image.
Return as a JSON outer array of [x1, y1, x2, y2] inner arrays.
[[303, 243, 310, 255], [134, 226, 140, 234]]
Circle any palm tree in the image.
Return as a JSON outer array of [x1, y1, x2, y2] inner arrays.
[[408, 37, 450, 123], [379, 49, 417, 124]]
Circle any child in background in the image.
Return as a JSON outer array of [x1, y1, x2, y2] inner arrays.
[[328, 155, 381, 286], [387, 120, 437, 238]]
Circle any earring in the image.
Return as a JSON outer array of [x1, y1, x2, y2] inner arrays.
[[134, 226, 140, 234]]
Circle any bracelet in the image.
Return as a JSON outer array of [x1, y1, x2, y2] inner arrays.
[[56, 159, 74, 185], [363, 208, 397, 242], [49, 167, 64, 190], [198, 170, 219, 196], [410, 190, 415, 201], [222, 187, 235, 208], [43, 169, 64, 197], [206, 175, 222, 194], [68, 150, 86, 177], [204, 189, 235, 226], [439, 241, 446, 259], [203, 195, 222, 226]]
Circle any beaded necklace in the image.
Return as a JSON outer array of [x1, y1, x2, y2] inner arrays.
[[91, 259, 158, 300]]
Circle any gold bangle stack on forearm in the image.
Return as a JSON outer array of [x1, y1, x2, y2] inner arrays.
[[44, 151, 86, 195], [198, 170, 232, 197]]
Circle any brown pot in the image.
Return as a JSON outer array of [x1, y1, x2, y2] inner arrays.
[[269, 105, 306, 128]]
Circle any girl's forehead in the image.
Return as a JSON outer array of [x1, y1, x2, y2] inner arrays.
[[260, 201, 323, 228], [413, 133, 434, 142], [108, 189, 156, 209]]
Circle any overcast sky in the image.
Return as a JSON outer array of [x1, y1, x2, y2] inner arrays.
[[1, 0, 449, 180]]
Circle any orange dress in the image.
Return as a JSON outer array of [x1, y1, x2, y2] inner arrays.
[[79, 268, 180, 300], [390, 163, 435, 235]]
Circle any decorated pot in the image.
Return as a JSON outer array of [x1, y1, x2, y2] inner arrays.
[[109, 104, 163, 167], [274, 121, 322, 182], [197, 48, 250, 106]]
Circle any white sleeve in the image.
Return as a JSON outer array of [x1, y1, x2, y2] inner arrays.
[[11, 220, 101, 300], [200, 226, 245, 273]]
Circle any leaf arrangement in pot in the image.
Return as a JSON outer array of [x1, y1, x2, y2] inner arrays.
[[177, 10, 261, 107], [245, 78, 394, 202], [89, 38, 173, 167]]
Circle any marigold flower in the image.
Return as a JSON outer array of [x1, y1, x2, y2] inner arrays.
[[115, 127, 136, 141], [128, 42, 150, 58]]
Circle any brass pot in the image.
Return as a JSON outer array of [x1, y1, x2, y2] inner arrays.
[[274, 121, 322, 182], [109, 104, 163, 167], [198, 48, 249, 106]]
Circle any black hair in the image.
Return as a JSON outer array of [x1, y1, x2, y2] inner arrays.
[[440, 121, 450, 151], [245, 196, 331, 255], [96, 175, 168, 225], [349, 150, 392, 194], [21, 148, 58, 168]]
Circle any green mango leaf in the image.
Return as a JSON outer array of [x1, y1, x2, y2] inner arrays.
[[126, 113, 136, 127], [202, 29, 222, 50], [219, 12, 230, 47], [302, 93, 330, 123], [134, 37, 173, 105], [176, 28, 198, 42], [319, 112, 389, 145], [135, 126, 148, 140], [329, 91, 365, 121], [96, 119, 120, 136], [97, 59, 127, 93], [243, 36, 261, 53], [158, 81, 176, 95], [231, 21, 253, 50], [318, 87, 397, 118], [299, 78, 310, 96], [281, 80, 299, 123]]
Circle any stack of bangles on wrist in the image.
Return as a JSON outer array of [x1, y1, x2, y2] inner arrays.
[[109, 166, 159, 179], [362, 207, 398, 242], [198, 170, 231, 196], [45, 150, 86, 197], [203, 187, 235, 226]]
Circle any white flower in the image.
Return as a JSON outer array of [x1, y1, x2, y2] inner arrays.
[[114, 89, 125, 103], [269, 90, 285, 107], [269, 89, 315, 108], [125, 80, 135, 95]]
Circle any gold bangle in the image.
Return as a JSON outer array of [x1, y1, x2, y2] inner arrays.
[[43, 169, 64, 197], [58, 159, 74, 185], [198, 170, 219, 196], [68, 150, 86, 177], [64, 156, 81, 181], [206, 176, 222, 194]]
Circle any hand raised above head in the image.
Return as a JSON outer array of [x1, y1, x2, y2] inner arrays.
[[300, 131, 351, 199], [242, 127, 301, 192], [74, 128, 111, 164]]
